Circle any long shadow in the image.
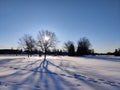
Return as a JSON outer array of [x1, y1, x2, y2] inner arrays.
[[43, 59, 118, 90], [33, 59, 50, 72], [16, 59, 75, 90], [1, 57, 115, 90], [37, 59, 75, 90], [24, 59, 41, 70], [0, 58, 75, 90], [47, 59, 74, 76]]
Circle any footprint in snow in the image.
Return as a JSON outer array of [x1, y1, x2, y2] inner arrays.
[[76, 84, 81, 86], [74, 74, 81, 78], [74, 74, 86, 79], [14, 68, 18, 69], [87, 78, 99, 83], [81, 75, 87, 78], [0, 81, 7, 86], [103, 81, 118, 87], [9, 66, 13, 68], [118, 82, 120, 85], [107, 81, 115, 84], [98, 79, 105, 81], [67, 76, 73, 78], [51, 72, 58, 75], [35, 85, 40, 89], [21, 69, 26, 70], [60, 74, 66, 76]]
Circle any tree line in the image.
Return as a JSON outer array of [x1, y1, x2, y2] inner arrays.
[[0, 30, 119, 57], [18, 30, 95, 58], [64, 37, 94, 56]]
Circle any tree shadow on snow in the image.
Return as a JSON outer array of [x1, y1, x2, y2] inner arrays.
[[0, 58, 76, 90], [1, 57, 118, 90], [32, 59, 75, 90]]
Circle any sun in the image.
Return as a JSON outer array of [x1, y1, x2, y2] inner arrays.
[[44, 35, 50, 41]]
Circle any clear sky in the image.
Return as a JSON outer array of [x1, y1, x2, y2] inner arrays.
[[0, 0, 120, 53]]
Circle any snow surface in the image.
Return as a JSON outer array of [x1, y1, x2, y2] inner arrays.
[[0, 55, 120, 90]]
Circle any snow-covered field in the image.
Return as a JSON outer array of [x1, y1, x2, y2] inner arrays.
[[0, 55, 120, 90]]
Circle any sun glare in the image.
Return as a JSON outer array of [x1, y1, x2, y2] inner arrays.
[[44, 35, 50, 41]]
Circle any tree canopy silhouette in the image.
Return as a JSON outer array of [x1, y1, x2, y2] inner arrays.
[[18, 34, 35, 57], [37, 30, 57, 59], [64, 41, 75, 56], [76, 37, 91, 56]]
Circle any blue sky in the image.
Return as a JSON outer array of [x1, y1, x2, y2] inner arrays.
[[0, 0, 120, 53]]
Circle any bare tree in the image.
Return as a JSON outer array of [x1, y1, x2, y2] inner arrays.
[[18, 34, 35, 57], [64, 41, 75, 56], [37, 30, 57, 59]]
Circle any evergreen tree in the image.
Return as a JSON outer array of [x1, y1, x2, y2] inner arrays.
[[64, 41, 75, 56], [77, 37, 91, 56]]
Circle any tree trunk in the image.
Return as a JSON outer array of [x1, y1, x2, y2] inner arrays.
[[44, 49, 46, 60], [28, 50, 30, 57], [28, 54, 29, 57]]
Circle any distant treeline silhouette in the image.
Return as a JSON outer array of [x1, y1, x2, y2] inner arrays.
[[0, 49, 22, 55], [0, 49, 67, 56], [0, 48, 119, 57], [106, 48, 120, 56]]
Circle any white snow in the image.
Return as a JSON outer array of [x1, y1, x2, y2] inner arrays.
[[0, 55, 120, 90]]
